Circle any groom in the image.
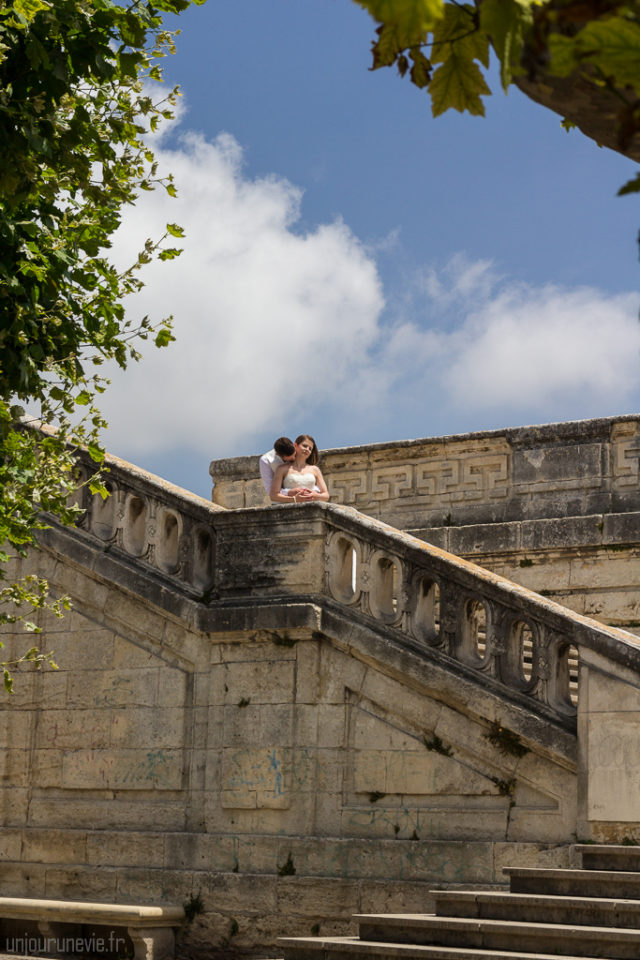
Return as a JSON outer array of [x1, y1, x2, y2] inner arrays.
[[259, 437, 296, 493]]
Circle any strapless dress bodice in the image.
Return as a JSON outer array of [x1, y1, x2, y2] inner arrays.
[[282, 471, 316, 489]]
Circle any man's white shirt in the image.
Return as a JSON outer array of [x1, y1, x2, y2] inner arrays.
[[259, 449, 283, 493]]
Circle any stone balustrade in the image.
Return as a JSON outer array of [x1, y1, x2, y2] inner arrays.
[[67, 449, 640, 733], [71, 450, 225, 598]]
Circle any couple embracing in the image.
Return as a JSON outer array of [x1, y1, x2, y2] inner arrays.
[[260, 435, 330, 504]]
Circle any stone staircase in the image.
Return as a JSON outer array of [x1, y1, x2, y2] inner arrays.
[[279, 845, 640, 959]]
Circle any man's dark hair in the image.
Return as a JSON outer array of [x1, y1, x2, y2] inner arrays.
[[274, 437, 295, 457]]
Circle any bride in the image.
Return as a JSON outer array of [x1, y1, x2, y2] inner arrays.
[[270, 434, 330, 503]]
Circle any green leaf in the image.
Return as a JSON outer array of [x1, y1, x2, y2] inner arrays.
[[13, 0, 51, 21], [573, 16, 640, 96], [357, 0, 445, 68], [409, 47, 432, 87], [429, 50, 490, 116], [155, 327, 175, 348], [431, 3, 487, 69], [89, 480, 109, 500], [87, 444, 106, 464], [166, 222, 185, 238], [158, 247, 182, 260], [547, 33, 580, 78], [479, 0, 534, 89], [618, 173, 640, 196]]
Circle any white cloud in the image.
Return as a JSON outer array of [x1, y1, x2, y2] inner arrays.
[[383, 258, 640, 419], [446, 282, 640, 410], [101, 127, 384, 457], [98, 108, 640, 472]]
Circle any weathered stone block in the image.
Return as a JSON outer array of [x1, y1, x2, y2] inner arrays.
[[113, 635, 159, 670], [449, 523, 521, 556], [66, 669, 158, 709], [570, 553, 640, 589], [36, 671, 69, 707], [222, 659, 294, 705], [31, 749, 63, 788], [293, 704, 319, 745], [196, 873, 278, 915], [87, 831, 165, 868], [219, 639, 297, 663], [34, 709, 111, 750], [276, 876, 359, 918], [61, 748, 183, 790], [512, 443, 604, 487], [520, 516, 603, 550], [104, 592, 166, 642], [22, 829, 87, 864], [317, 648, 367, 705], [492, 841, 577, 878], [0, 751, 30, 786], [295, 640, 321, 704], [114, 867, 185, 904], [358, 879, 436, 914], [44, 865, 118, 900], [357, 673, 442, 735], [0, 861, 48, 895], [0, 830, 22, 861], [29, 796, 187, 831], [221, 746, 290, 809], [223, 703, 293, 749], [111, 707, 185, 749], [234, 835, 280, 874], [0, 711, 35, 750], [163, 623, 207, 669], [0, 788, 30, 825], [52, 628, 115, 672]]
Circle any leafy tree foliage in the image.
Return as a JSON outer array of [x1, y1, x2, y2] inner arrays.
[[0, 0, 203, 688], [354, 0, 640, 176]]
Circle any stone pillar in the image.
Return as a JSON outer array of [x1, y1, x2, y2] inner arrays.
[[577, 646, 640, 840]]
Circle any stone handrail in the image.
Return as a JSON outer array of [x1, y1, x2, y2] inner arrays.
[[64, 449, 640, 732]]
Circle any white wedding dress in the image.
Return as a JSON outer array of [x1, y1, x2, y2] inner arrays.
[[282, 471, 316, 490]]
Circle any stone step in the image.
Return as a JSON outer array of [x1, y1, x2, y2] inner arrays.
[[505, 866, 640, 898], [577, 844, 640, 872], [432, 889, 640, 927], [279, 937, 618, 960], [354, 913, 640, 959]]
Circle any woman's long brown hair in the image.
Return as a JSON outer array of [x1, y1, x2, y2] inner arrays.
[[295, 434, 319, 466]]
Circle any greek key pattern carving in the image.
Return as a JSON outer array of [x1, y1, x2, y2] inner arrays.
[[613, 437, 640, 489], [415, 455, 508, 502], [328, 454, 509, 506]]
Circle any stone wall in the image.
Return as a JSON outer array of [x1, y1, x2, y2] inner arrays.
[[0, 544, 577, 956], [3, 444, 640, 956], [210, 417, 640, 632]]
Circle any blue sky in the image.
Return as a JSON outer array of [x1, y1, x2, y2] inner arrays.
[[101, 0, 640, 498]]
